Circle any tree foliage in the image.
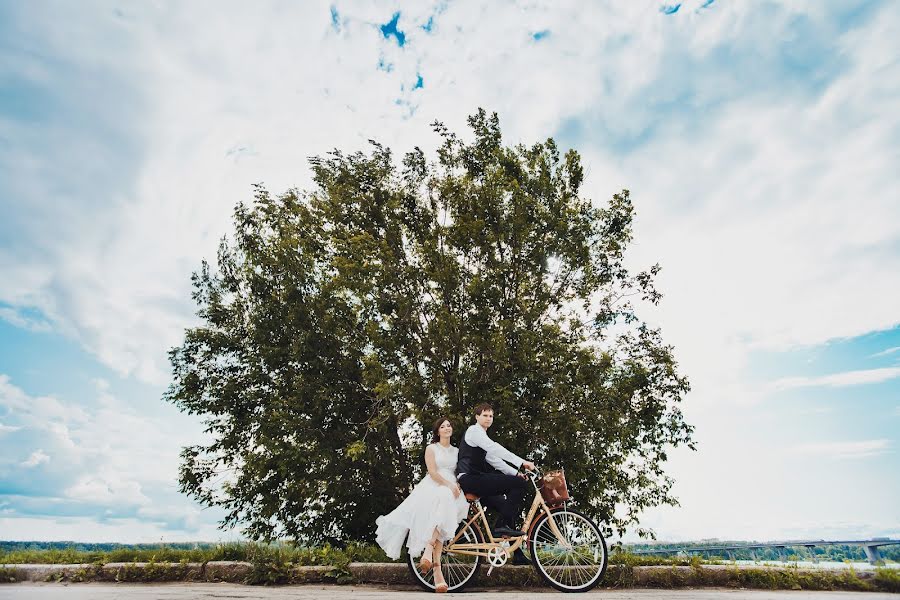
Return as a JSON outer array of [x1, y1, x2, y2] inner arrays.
[[165, 109, 694, 544]]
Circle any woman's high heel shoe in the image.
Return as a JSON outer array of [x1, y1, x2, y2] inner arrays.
[[419, 543, 434, 574], [434, 573, 448, 593]]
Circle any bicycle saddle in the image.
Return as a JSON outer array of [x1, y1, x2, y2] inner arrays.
[[464, 493, 480, 502]]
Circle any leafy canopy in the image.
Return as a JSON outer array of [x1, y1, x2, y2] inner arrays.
[[166, 109, 694, 543]]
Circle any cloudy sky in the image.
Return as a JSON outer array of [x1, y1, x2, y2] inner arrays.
[[1, 0, 898, 544]]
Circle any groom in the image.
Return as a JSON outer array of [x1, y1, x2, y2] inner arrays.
[[456, 402, 535, 565]]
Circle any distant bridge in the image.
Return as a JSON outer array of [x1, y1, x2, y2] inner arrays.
[[632, 538, 900, 565]]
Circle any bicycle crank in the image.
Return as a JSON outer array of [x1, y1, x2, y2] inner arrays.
[[486, 545, 509, 576]]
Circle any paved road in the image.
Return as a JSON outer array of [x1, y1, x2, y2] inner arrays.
[[0, 585, 895, 599]]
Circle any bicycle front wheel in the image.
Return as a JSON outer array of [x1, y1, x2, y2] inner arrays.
[[528, 507, 607, 592], [406, 519, 483, 592]]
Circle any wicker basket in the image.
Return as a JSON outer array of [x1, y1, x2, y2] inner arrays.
[[539, 469, 569, 505]]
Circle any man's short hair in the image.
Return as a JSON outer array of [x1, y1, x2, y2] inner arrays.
[[474, 402, 493, 416]]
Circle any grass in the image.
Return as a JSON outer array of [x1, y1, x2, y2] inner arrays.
[[0, 542, 394, 586], [609, 550, 720, 567], [874, 566, 900, 593], [4, 542, 706, 568], [0, 541, 393, 566], [2, 543, 898, 592]]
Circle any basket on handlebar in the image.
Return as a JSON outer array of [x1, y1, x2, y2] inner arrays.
[[539, 468, 569, 506]]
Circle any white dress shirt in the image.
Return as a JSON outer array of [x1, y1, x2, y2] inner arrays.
[[463, 424, 524, 476]]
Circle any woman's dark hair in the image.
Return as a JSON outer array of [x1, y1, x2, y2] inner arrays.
[[430, 416, 452, 443]]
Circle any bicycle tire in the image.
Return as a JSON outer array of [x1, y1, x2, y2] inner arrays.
[[528, 506, 608, 592], [406, 519, 484, 592]]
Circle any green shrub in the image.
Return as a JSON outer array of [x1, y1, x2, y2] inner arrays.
[[874, 566, 900, 593], [0, 566, 19, 583]]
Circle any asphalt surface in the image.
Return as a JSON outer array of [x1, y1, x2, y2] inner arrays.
[[0, 585, 896, 599]]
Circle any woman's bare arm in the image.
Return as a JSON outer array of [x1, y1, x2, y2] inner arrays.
[[425, 446, 461, 498]]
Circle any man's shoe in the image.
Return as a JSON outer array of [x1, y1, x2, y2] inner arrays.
[[493, 525, 527, 538], [511, 549, 531, 566]]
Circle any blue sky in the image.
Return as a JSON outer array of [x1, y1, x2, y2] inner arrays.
[[1, 0, 898, 543]]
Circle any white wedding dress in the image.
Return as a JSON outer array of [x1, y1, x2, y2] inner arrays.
[[375, 443, 470, 559]]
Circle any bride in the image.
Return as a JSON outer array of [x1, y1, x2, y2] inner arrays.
[[376, 417, 469, 593]]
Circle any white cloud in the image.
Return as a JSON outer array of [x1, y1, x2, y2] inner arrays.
[[0, 2, 898, 542], [0, 374, 89, 425], [0, 422, 21, 435], [0, 306, 52, 332], [0, 2, 890, 388], [65, 472, 150, 506], [872, 346, 900, 358], [0, 516, 240, 544], [796, 405, 833, 416], [21, 449, 49, 468], [0, 374, 226, 534], [793, 439, 892, 460], [771, 367, 900, 391]]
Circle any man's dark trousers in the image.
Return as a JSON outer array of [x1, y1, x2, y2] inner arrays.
[[458, 472, 527, 529]]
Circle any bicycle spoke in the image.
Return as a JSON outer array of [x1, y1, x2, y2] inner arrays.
[[531, 510, 606, 592], [441, 523, 479, 590], [409, 519, 482, 593]]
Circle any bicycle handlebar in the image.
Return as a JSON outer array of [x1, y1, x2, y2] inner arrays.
[[518, 464, 541, 482]]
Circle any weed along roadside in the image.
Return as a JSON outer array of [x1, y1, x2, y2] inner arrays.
[[1, 543, 898, 592], [2, 561, 899, 592]]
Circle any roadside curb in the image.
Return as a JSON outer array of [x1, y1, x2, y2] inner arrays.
[[0, 561, 889, 592]]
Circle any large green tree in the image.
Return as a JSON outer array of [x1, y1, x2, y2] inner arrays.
[[166, 109, 694, 544]]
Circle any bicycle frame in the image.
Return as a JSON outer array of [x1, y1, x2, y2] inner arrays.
[[446, 475, 571, 559]]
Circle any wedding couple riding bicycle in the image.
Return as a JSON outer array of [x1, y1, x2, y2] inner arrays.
[[376, 403, 608, 593]]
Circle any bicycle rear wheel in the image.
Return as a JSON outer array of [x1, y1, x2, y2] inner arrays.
[[406, 519, 483, 592], [528, 507, 607, 592]]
